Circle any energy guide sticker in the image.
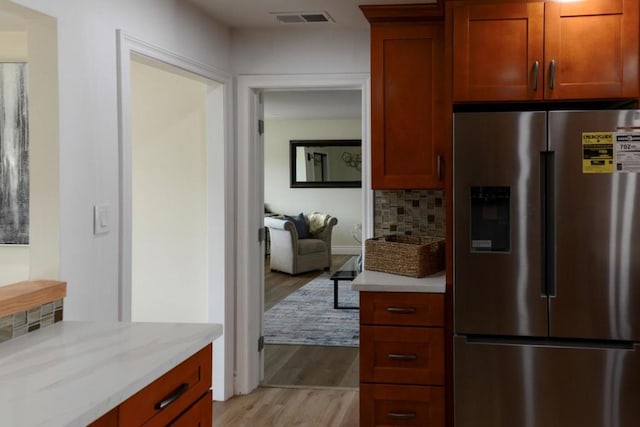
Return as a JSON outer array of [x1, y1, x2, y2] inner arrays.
[[582, 132, 614, 174], [615, 131, 640, 173]]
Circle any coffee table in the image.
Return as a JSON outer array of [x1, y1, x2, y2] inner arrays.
[[329, 257, 360, 309]]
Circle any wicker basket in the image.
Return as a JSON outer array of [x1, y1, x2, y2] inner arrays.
[[364, 235, 445, 278]]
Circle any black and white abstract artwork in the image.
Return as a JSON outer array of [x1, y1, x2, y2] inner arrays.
[[0, 63, 29, 245]]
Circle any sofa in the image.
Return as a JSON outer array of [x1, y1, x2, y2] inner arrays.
[[264, 213, 338, 275]]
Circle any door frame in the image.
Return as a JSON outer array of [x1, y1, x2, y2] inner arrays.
[[116, 31, 235, 400], [235, 73, 372, 394]]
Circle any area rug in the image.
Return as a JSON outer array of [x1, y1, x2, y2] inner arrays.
[[264, 272, 359, 347]]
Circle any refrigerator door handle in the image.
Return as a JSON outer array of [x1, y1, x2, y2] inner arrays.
[[541, 151, 557, 298], [546, 151, 556, 298]]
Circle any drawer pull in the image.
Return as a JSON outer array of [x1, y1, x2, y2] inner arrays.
[[155, 383, 189, 410], [386, 307, 416, 314], [387, 412, 417, 420], [388, 353, 418, 361]]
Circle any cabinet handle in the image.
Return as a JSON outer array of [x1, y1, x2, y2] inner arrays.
[[386, 307, 416, 314], [533, 60, 539, 91], [549, 59, 556, 90], [437, 155, 442, 181], [155, 383, 189, 410], [388, 353, 418, 361], [387, 412, 417, 420]]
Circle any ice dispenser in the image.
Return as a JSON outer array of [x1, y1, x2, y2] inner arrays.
[[470, 186, 510, 252]]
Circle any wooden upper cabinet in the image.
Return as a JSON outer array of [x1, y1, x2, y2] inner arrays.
[[453, 2, 544, 101], [370, 22, 445, 189], [544, 0, 639, 100], [453, 0, 639, 102]]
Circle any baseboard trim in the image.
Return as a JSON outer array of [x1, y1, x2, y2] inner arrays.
[[332, 246, 361, 255]]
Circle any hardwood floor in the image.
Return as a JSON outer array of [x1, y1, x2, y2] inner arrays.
[[213, 256, 361, 426], [264, 344, 359, 388], [213, 387, 359, 427], [263, 255, 359, 389]]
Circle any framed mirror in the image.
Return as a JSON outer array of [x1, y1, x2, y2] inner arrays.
[[290, 140, 362, 188]]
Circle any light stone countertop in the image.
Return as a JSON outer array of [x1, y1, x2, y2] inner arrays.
[[0, 321, 222, 427], [351, 269, 446, 293]]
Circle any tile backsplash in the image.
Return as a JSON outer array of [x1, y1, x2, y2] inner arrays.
[[374, 189, 445, 238], [0, 299, 63, 344]]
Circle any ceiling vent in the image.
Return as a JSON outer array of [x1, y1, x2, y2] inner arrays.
[[272, 11, 335, 24]]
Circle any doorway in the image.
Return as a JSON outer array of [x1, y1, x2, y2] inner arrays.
[[261, 89, 363, 387], [235, 74, 372, 394], [129, 56, 213, 323]]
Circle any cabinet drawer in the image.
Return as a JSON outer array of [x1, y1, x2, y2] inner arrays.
[[119, 344, 211, 426], [360, 326, 444, 385], [361, 292, 444, 327], [169, 390, 212, 427], [360, 383, 444, 427]]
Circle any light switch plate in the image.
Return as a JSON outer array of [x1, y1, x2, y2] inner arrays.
[[94, 204, 110, 235]]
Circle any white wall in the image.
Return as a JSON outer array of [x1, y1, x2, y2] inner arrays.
[[0, 31, 26, 58], [265, 119, 361, 251], [0, 245, 28, 284], [26, 12, 59, 283], [130, 59, 208, 323], [0, 9, 59, 287], [231, 27, 369, 74], [7, 0, 231, 321]]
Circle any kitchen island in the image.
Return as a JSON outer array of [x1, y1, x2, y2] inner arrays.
[[0, 321, 221, 426]]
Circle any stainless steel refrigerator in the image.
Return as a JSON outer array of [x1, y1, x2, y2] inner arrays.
[[454, 110, 640, 427]]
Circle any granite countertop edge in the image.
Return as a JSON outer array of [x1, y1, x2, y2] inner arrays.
[[351, 269, 446, 293]]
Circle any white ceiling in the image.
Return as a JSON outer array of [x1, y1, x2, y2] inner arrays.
[[264, 90, 361, 120], [186, 0, 437, 29]]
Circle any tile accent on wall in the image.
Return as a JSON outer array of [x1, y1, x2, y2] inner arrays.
[[0, 299, 63, 344], [374, 189, 445, 238]]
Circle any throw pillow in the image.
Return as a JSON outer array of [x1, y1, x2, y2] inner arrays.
[[284, 213, 310, 239], [308, 211, 330, 235]]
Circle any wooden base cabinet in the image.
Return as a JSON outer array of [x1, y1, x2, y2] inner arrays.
[[359, 292, 445, 427], [90, 344, 212, 426], [453, 0, 639, 102], [360, 384, 445, 427], [360, 326, 444, 386], [168, 390, 212, 427]]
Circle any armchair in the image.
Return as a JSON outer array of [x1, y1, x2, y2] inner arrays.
[[264, 214, 338, 275]]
